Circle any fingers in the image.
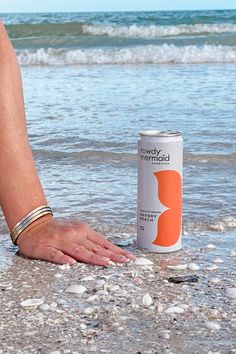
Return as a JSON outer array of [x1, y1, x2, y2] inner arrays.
[[87, 231, 136, 260], [61, 237, 131, 263]]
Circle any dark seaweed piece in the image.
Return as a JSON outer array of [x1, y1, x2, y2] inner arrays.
[[168, 275, 199, 284]]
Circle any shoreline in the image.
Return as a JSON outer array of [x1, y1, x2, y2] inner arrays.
[[0, 228, 235, 354]]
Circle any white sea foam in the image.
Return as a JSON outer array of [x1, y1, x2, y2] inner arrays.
[[17, 44, 236, 66], [82, 23, 236, 38]]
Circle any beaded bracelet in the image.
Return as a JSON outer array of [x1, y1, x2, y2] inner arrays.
[[10, 205, 53, 245]]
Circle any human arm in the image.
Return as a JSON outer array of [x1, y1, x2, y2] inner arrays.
[[0, 22, 134, 265]]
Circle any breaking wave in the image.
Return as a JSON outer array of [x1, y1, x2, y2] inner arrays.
[[17, 44, 236, 66], [82, 23, 236, 38]]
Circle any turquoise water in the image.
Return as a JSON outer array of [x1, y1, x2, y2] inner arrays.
[[0, 11, 235, 254]]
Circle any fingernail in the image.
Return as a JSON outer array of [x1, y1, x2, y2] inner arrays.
[[118, 256, 130, 262], [100, 257, 110, 262]]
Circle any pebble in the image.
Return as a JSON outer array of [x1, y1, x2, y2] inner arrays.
[[187, 263, 200, 271], [164, 306, 185, 314], [226, 288, 236, 299], [65, 285, 87, 295], [134, 258, 154, 266], [54, 273, 63, 278], [21, 298, 44, 308], [205, 321, 221, 331], [167, 264, 187, 271], [142, 293, 153, 307], [168, 275, 198, 284]]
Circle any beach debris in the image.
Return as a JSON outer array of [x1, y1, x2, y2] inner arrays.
[[168, 275, 198, 284], [142, 293, 153, 307], [208, 309, 220, 320], [21, 298, 44, 308], [187, 263, 200, 271], [165, 306, 185, 314], [212, 258, 224, 264], [113, 238, 134, 247], [134, 257, 154, 266], [205, 264, 218, 271], [205, 244, 216, 250], [205, 321, 221, 331], [167, 264, 187, 271], [226, 288, 236, 299], [65, 284, 87, 295]]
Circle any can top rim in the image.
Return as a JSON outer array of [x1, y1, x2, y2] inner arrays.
[[140, 130, 182, 137]]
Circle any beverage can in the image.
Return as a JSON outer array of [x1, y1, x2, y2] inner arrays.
[[137, 130, 183, 253]]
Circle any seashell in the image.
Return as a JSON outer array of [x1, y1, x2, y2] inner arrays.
[[80, 323, 87, 330], [134, 258, 154, 266], [226, 288, 236, 299], [39, 304, 50, 311], [205, 244, 216, 249], [167, 264, 187, 270], [187, 263, 200, 271], [109, 285, 120, 292], [205, 321, 221, 331], [142, 293, 153, 307], [212, 258, 224, 264], [205, 264, 218, 271], [209, 277, 220, 284], [81, 276, 95, 281], [178, 304, 190, 310], [83, 307, 94, 315], [165, 306, 185, 314], [21, 298, 44, 308], [86, 295, 99, 302], [96, 290, 109, 296], [54, 273, 63, 278], [58, 263, 70, 270], [114, 239, 134, 247], [65, 284, 87, 294]]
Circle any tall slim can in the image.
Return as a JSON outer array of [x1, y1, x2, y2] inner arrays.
[[137, 130, 183, 253]]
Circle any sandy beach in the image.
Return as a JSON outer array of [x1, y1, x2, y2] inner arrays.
[[0, 221, 236, 354]]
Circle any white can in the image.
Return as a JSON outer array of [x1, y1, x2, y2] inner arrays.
[[137, 130, 183, 253]]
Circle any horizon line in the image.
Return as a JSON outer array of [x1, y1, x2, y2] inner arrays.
[[0, 8, 236, 14]]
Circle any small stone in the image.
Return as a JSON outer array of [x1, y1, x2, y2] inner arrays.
[[205, 321, 221, 331], [96, 290, 109, 296], [54, 273, 63, 278], [187, 263, 200, 271], [21, 298, 44, 308], [83, 307, 94, 315], [65, 285, 87, 295], [134, 258, 154, 266], [167, 264, 187, 270], [226, 288, 236, 299], [109, 285, 120, 292], [80, 323, 87, 330], [142, 293, 153, 307], [165, 306, 185, 314], [87, 295, 99, 302]]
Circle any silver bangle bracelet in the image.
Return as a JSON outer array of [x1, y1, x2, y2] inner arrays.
[[10, 205, 53, 245]]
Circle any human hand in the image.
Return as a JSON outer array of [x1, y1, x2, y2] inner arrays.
[[16, 215, 135, 266]]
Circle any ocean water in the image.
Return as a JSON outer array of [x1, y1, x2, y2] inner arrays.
[[0, 11, 235, 262]]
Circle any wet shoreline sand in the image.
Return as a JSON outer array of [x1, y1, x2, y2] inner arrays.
[[0, 224, 235, 354]]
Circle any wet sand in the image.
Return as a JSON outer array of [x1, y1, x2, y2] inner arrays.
[[0, 224, 236, 354]]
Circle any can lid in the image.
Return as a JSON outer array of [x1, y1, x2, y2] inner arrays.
[[140, 130, 182, 137]]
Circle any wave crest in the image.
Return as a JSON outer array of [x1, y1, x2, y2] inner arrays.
[[82, 23, 236, 38], [17, 44, 236, 66]]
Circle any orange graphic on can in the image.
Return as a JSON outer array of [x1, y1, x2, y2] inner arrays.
[[137, 130, 183, 253]]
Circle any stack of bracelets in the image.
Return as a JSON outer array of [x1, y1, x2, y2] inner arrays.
[[10, 205, 53, 245]]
